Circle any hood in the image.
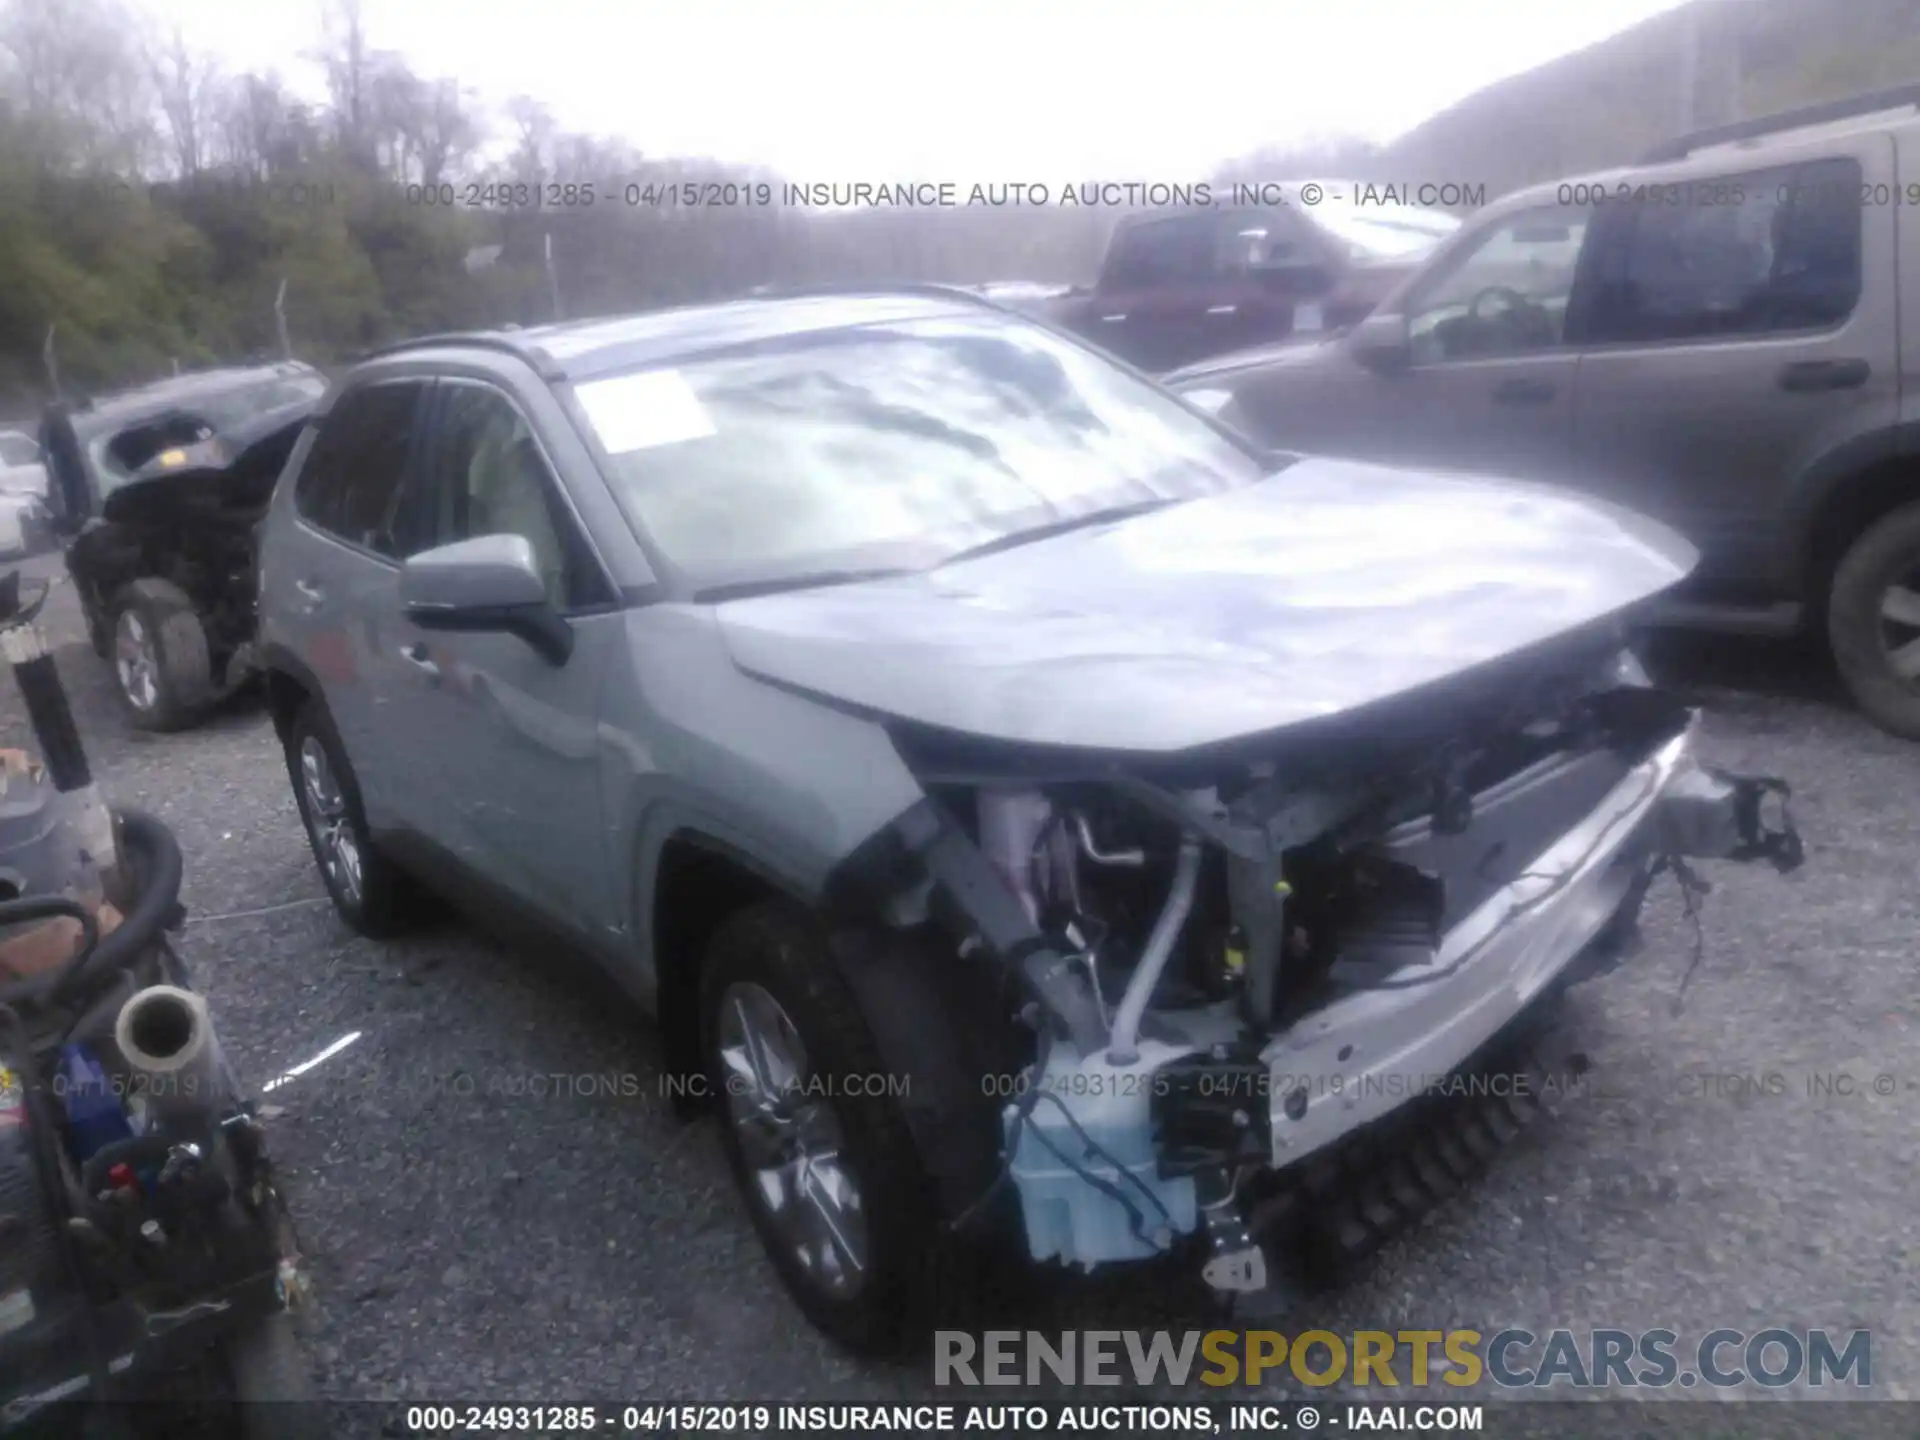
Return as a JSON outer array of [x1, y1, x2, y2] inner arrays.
[[715, 457, 1697, 754], [1165, 336, 1347, 389], [100, 400, 314, 524]]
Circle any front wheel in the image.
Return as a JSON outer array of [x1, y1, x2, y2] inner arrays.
[[109, 582, 213, 732], [283, 700, 411, 937], [1827, 501, 1920, 740], [700, 902, 950, 1355]]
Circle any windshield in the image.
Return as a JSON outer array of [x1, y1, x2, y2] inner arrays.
[[1310, 200, 1462, 261], [572, 312, 1266, 593]]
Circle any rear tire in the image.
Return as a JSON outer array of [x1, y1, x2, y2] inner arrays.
[[109, 581, 213, 732], [1827, 501, 1920, 740], [283, 699, 412, 937], [700, 901, 953, 1356]]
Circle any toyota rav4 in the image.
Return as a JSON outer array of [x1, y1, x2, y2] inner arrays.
[[254, 287, 1800, 1354]]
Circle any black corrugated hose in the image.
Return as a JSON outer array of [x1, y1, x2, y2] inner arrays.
[[0, 807, 183, 1013]]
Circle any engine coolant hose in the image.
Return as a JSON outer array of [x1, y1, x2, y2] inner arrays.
[[0, 807, 183, 1012]]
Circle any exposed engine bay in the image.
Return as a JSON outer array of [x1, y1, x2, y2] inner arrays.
[[0, 573, 308, 1437], [843, 632, 1803, 1300], [62, 402, 315, 731]]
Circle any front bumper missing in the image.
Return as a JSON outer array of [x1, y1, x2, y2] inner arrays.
[[1005, 717, 1800, 1270], [1259, 722, 1695, 1167]]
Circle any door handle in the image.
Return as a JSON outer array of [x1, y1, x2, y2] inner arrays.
[[1099, 313, 1128, 323], [1778, 358, 1869, 392], [1206, 304, 1239, 316], [1491, 376, 1557, 406], [400, 642, 440, 680]]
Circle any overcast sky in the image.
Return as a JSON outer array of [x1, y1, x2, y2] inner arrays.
[[156, 0, 1692, 178]]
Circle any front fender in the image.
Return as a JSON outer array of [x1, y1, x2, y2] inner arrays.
[[1779, 414, 1917, 591]]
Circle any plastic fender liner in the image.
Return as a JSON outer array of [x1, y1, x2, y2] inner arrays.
[[825, 925, 1021, 1218], [821, 797, 1108, 1055]]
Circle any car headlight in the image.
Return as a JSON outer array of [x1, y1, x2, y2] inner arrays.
[[1181, 388, 1236, 416]]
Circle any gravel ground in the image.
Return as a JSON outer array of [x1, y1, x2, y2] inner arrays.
[[2, 551, 1916, 1412]]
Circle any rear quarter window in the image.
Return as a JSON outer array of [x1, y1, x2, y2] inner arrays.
[[291, 381, 425, 556]]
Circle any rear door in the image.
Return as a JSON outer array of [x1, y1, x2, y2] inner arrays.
[[1091, 214, 1229, 372], [1211, 206, 1337, 350], [268, 379, 432, 834], [1093, 210, 1329, 372], [1568, 140, 1897, 593], [387, 375, 623, 939]]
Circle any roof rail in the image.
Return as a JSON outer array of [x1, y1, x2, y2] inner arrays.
[[1637, 82, 1920, 164], [363, 330, 563, 379]]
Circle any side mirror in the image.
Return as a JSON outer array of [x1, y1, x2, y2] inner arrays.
[[1348, 311, 1412, 372], [400, 533, 573, 665]]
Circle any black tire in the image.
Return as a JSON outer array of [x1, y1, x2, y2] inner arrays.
[[108, 580, 214, 732], [1828, 500, 1920, 740], [283, 698, 411, 937], [700, 901, 952, 1355]]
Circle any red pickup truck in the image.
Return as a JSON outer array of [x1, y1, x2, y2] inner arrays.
[[1002, 185, 1462, 374]]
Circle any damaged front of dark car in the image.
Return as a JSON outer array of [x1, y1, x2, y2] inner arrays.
[[42, 364, 325, 730]]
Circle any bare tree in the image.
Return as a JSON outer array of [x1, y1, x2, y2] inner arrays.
[[0, 0, 155, 169], [315, 0, 376, 169], [503, 95, 555, 183], [416, 78, 482, 188], [150, 26, 219, 177]]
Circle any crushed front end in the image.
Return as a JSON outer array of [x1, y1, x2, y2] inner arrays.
[[858, 639, 1800, 1301]]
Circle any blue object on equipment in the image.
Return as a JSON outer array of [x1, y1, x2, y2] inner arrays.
[[56, 1043, 132, 1163]]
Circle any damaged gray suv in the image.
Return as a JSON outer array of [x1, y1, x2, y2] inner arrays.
[[255, 288, 1802, 1354]]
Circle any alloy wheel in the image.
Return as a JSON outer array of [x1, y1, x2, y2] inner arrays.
[[114, 610, 158, 713], [298, 735, 363, 905], [1878, 574, 1920, 687], [717, 980, 870, 1297]]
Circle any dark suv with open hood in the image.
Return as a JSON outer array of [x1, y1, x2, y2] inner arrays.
[[253, 287, 1799, 1354], [41, 361, 327, 729]]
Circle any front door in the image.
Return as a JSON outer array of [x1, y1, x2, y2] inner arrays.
[[391, 376, 623, 939], [1230, 202, 1591, 480]]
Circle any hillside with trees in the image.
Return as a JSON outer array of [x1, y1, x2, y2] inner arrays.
[[1, 0, 1914, 407]]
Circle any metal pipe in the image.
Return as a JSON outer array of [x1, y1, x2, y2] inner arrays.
[[1073, 812, 1145, 867], [1106, 833, 1203, 1065]]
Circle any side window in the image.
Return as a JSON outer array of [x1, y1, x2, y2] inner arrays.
[[408, 384, 606, 611], [1104, 216, 1218, 288], [1584, 158, 1862, 344], [292, 382, 423, 556], [1406, 205, 1590, 364]]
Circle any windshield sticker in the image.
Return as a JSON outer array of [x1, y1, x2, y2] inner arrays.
[[575, 370, 716, 454]]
